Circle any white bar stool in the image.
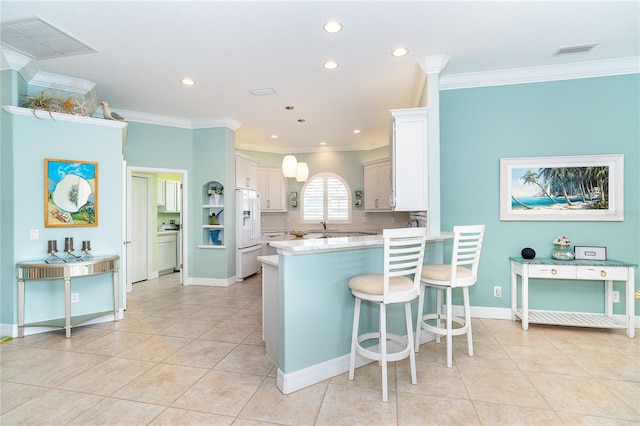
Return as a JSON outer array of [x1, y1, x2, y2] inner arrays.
[[348, 227, 427, 402], [415, 225, 485, 368]]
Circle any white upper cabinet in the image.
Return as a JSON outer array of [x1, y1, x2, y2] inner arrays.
[[257, 165, 287, 211], [158, 178, 180, 212], [164, 180, 181, 213], [363, 159, 391, 211], [236, 153, 258, 189], [390, 107, 428, 212]]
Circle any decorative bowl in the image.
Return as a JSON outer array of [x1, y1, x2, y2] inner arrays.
[[290, 230, 308, 238]]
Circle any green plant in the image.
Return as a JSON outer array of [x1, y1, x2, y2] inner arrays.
[[20, 91, 64, 119]]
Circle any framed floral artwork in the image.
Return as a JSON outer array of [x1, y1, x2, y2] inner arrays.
[[500, 154, 623, 221], [45, 158, 98, 227]]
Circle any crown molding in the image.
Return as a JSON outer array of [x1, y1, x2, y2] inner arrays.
[[4, 105, 127, 128], [440, 57, 640, 90], [29, 71, 96, 94], [419, 55, 451, 75], [192, 116, 241, 131]]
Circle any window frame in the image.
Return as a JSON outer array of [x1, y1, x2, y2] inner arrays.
[[300, 172, 352, 224]]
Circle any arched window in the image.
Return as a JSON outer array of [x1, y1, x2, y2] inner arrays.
[[301, 173, 351, 224]]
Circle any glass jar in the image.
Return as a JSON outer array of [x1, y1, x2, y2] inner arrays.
[[551, 244, 574, 260]]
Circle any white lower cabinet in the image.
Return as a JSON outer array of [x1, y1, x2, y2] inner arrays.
[[157, 233, 177, 273]]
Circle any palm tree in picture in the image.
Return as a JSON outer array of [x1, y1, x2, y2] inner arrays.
[[539, 167, 574, 206], [519, 169, 559, 206]]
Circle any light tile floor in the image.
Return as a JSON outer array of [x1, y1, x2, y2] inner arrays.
[[2, 272, 639, 425]]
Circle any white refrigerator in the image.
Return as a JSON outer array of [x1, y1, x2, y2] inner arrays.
[[236, 188, 262, 281]]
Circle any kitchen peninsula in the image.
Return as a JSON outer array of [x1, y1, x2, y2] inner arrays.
[[263, 232, 451, 394]]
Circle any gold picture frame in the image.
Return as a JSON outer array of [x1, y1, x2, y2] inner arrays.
[[45, 158, 98, 227]]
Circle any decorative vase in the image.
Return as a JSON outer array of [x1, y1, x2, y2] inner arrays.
[[214, 193, 222, 205], [551, 244, 574, 260], [209, 229, 222, 245]]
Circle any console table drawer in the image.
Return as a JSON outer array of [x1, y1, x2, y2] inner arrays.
[[528, 264, 575, 279], [577, 266, 628, 281]]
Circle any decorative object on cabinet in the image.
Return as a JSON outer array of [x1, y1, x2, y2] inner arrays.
[[45, 158, 97, 227], [45, 240, 64, 263], [521, 247, 536, 259], [500, 154, 624, 221], [208, 184, 224, 205], [200, 181, 225, 248], [550, 235, 574, 260], [574, 246, 606, 261]]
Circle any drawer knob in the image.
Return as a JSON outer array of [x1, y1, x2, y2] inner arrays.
[[600, 270, 607, 277], [551, 269, 557, 275]]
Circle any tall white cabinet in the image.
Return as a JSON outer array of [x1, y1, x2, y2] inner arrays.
[[390, 107, 429, 212]]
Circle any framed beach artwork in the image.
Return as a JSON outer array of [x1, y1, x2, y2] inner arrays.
[[45, 158, 98, 227], [500, 154, 623, 221]]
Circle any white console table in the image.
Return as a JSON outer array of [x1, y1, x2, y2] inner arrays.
[[16, 255, 120, 338], [510, 257, 636, 338]]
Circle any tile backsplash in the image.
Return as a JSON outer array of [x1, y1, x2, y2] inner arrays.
[[261, 210, 413, 234]]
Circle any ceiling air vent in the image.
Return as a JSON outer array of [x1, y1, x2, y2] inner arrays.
[[0, 16, 96, 60], [554, 43, 599, 56]]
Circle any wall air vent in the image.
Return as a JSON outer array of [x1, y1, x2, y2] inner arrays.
[[250, 88, 276, 96], [0, 16, 96, 60], [554, 43, 599, 56]]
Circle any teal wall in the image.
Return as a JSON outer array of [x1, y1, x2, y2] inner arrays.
[[1, 108, 124, 326], [440, 74, 640, 313]]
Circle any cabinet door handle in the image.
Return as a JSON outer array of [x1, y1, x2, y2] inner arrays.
[[375, 199, 379, 208], [600, 270, 607, 277], [551, 269, 557, 275]]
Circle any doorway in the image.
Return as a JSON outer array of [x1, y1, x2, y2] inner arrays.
[[126, 166, 188, 295]]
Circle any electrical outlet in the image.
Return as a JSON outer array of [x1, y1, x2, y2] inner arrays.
[[71, 293, 79, 303], [493, 286, 502, 298], [29, 229, 39, 240], [612, 291, 620, 303]]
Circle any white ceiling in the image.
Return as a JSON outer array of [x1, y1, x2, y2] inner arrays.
[[1, 1, 638, 153]]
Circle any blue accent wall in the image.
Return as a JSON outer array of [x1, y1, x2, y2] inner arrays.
[[439, 74, 639, 312]]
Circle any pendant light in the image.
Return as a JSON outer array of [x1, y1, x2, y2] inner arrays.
[[296, 161, 309, 182], [282, 106, 298, 178], [295, 118, 309, 182], [282, 154, 298, 178]]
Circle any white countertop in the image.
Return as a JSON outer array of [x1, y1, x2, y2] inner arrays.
[[268, 232, 453, 254], [257, 255, 279, 268]]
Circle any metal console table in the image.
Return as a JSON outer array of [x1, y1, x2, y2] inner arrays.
[[510, 257, 636, 338], [16, 255, 120, 338]]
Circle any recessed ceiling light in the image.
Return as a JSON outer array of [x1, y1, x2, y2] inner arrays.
[[320, 142, 327, 146], [181, 78, 196, 86], [323, 20, 342, 33], [324, 61, 338, 69], [353, 129, 361, 134], [271, 135, 278, 139], [391, 47, 409, 57]]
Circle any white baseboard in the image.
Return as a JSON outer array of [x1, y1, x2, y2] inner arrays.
[[185, 276, 237, 287], [277, 333, 436, 395]]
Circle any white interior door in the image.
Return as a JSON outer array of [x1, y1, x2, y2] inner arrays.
[[131, 176, 148, 283]]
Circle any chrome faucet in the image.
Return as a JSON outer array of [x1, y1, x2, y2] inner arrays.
[[320, 221, 327, 230]]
